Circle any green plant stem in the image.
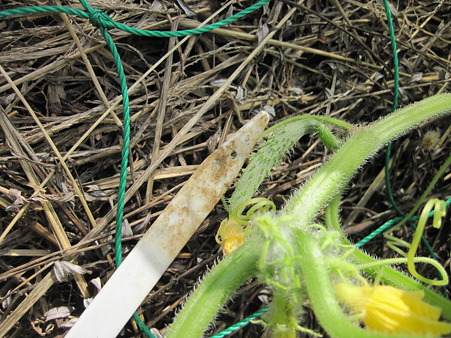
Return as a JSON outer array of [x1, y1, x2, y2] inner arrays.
[[283, 94, 451, 225], [267, 291, 302, 338], [295, 230, 430, 338], [407, 199, 447, 286], [371, 94, 450, 140], [324, 195, 342, 231], [166, 239, 261, 338], [261, 114, 354, 138], [316, 123, 342, 151]]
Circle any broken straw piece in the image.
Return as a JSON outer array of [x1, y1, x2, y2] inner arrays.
[[67, 111, 269, 338]]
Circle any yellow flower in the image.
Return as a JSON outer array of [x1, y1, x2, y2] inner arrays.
[[335, 283, 451, 336], [215, 218, 246, 255]]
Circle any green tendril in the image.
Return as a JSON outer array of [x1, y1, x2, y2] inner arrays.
[[407, 199, 448, 286], [356, 256, 448, 286], [231, 197, 276, 225], [384, 234, 411, 257]]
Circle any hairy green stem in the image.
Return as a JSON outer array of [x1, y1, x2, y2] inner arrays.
[[283, 94, 451, 225], [261, 114, 354, 137], [166, 239, 260, 337], [316, 122, 342, 151]]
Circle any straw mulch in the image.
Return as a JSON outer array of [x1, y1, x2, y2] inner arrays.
[[0, 0, 449, 337]]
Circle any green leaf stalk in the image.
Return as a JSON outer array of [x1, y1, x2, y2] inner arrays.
[[166, 239, 261, 338]]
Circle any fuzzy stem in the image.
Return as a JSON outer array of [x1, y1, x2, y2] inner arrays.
[[316, 123, 342, 151], [261, 115, 354, 137], [166, 239, 260, 337], [283, 94, 451, 225]]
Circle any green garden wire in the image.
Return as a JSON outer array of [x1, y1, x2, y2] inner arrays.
[[211, 307, 268, 337], [0, 0, 271, 38], [0, 0, 271, 337], [380, 0, 402, 218]]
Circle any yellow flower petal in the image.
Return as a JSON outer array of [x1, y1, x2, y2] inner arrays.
[[222, 236, 244, 255], [215, 218, 246, 255], [336, 283, 451, 336]]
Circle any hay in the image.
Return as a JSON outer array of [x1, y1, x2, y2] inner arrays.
[[0, 0, 449, 336]]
